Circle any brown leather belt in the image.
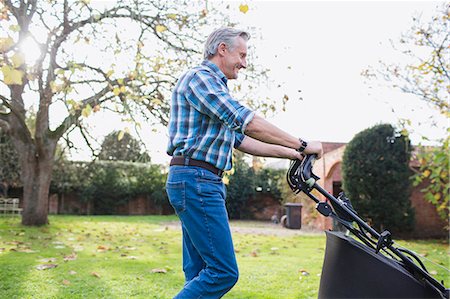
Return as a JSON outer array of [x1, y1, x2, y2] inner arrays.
[[170, 156, 224, 177]]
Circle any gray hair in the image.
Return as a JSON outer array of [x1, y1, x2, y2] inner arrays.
[[203, 27, 250, 59]]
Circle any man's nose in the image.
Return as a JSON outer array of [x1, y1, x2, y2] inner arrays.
[[240, 58, 247, 69]]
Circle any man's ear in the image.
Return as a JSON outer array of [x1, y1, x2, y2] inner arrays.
[[217, 42, 227, 56]]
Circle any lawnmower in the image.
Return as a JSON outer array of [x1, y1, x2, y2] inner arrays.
[[287, 154, 449, 299]]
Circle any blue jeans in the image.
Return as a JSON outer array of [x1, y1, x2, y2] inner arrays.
[[166, 166, 238, 298]]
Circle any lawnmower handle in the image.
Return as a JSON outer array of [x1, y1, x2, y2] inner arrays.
[[301, 154, 319, 187]]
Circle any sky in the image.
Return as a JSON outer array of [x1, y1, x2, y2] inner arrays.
[[69, 1, 447, 164]]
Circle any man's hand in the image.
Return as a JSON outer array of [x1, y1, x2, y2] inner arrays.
[[303, 140, 323, 159]]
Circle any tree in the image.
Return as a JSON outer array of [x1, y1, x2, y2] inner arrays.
[[0, 1, 284, 225], [342, 124, 414, 233], [362, 3, 449, 221], [98, 131, 149, 162]]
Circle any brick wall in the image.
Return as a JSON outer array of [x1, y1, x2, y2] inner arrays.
[[410, 180, 448, 238]]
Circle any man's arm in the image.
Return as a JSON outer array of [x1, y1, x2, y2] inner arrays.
[[237, 136, 303, 159], [244, 114, 323, 158]]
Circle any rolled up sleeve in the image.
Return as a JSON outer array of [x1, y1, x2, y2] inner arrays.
[[187, 71, 255, 133], [234, 132, 246, 149]]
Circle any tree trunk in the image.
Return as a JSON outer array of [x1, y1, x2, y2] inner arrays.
[[20, 146, 55, 226]]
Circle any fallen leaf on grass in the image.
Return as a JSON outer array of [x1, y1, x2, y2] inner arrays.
[[97, 245, 109, 252], [62, 279, 71, 285], [151, 268, 167, 273], [63, 253, 77, 262], [36, 264, 58, 270], [39, 258, 57, 263], [91, 272, 101, 278], [126, 256, 138, 260], [6, 241, 23, 245], [250, 249, 260, 257], [299, 269, 310, 276], [430, 270, 438, 275], [68, 270, 77, 275], [16, 248, 37, 253]]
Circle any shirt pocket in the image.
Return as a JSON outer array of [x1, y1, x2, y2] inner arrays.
[[166, 181, 186, 214]]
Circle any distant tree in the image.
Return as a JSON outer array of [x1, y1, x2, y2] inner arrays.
[[0, 1, 285, 225], [0, 129, 20, 196], [362, 3, 449, 221], [98, 131, 149, 162], [342, 124, 414, 233]]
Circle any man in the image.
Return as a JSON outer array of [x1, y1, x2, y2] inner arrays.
[[166, 27, 323, 298]]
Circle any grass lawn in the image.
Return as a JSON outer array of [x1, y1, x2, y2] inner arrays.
[[0, 215, 448, 298]]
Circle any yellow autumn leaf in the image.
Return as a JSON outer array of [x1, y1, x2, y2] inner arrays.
[[155, 24, 167, 33], [11, 52, 25, 68], [239, 4, 249, 13], [113, 87, 121, 96], [1, 65, 23, 85], [167, 13, 177, 20], [106, 70, 114, 78], [434, 193, 441, 200], [151, 98, 162, 106], [81, 104, 92, 118], [423, 170, 431, 178], [50, 81, 63, 93], [9, 24, 20, 32], [120, 86, 126, 93], [0, 37, 14, 52], [117, 130, 125, 141]]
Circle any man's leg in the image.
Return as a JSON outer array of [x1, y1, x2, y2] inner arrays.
[[182, 224, 205, 285], [166, 167, 238, 299]]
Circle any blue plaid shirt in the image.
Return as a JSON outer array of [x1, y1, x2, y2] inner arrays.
[[167, 60, 255, 171]]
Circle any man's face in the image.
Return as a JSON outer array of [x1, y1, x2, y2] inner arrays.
[[221, 36, 248, 80]]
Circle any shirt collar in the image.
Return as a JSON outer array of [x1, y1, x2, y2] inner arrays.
[[201, 60, 228, 85]]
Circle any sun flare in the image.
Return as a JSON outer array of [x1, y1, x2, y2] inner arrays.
[[19, 36, 41, 66]]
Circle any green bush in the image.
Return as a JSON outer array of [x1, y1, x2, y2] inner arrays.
[[226, 153, 255, 219], [226, 152, 284, 219], [342, 124, 414, 233], [51, 160, 167, 214], [0, 130, 21, 196]]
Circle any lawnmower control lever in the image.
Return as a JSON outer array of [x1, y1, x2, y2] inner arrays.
[[300, 154, 320, 188]]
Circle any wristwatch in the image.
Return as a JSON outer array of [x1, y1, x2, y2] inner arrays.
[[297, 138, 308, 153]]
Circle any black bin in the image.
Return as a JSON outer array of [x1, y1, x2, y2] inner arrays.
[[284, 203, 302, 229]]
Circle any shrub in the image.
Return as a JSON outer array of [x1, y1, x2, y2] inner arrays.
[[342, 124, 414, 233], [51, 160, 167, 214], [226, 152, 285, 219]]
